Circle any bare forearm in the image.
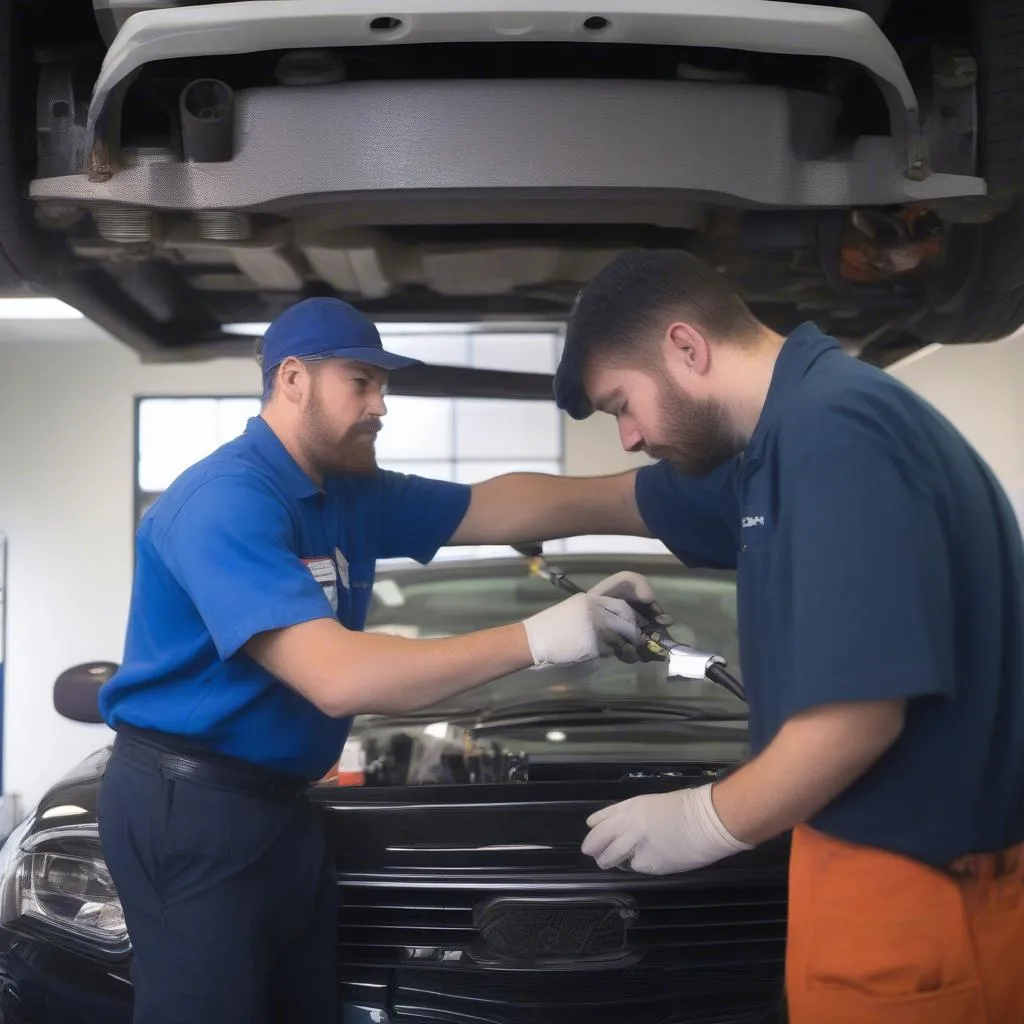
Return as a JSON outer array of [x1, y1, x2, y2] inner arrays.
[[451, 471, 649, 545], [247, 619, 533, 717], [711, 700, 906, 846]]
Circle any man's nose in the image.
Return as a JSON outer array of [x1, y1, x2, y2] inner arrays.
[[370, 388, 387, 417], [619, 420, 644, 453]]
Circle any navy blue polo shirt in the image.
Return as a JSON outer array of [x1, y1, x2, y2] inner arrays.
[[100, 416, 471, 780], [636, 323, 1024, 866]]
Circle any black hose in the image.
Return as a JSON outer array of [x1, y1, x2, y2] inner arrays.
[[706, 663, 746, 703]]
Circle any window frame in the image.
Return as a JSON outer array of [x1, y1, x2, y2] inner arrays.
[[132, 392, 264, 531], [132, 393, 567, 527]]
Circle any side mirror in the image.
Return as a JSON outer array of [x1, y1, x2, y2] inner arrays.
[[53, 662, 118, 724]]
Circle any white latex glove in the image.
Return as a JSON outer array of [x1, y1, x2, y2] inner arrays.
[[587, 571, 672, 625], [581, 783, 753, 875], [587, 570, 672, 663], [523, 592, 642, 666]]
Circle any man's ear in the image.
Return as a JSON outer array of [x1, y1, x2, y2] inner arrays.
[[276, 356, 308, 401], [664, 322, 712, 376]]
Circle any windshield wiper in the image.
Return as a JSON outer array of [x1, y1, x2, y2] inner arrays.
[[356, 707, 481, 724], [473, 696, 748, 727], [357, 699, 748, 733]]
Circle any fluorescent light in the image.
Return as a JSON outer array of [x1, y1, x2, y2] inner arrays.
[[0, 298, 83, 320], [223, 322, 270, 336], [222, 321, 460, 337], [423, 721, 450, 739], [224, 320, 564, 336]]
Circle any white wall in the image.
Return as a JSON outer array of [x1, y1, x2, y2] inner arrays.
[[0, 325, 646, 810], [888, 330, 1024, 519], [0, 327, 261, 809]]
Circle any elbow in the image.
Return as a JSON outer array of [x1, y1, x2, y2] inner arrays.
[[786, 698, 907, 763], [315, 693, 408, 719], [314, 691, 360, 719], [873, 700, 907, 753], [320, 699, 357, 719], [307, 680, 406, 719], [300, 679, 361, 719], [846, 699, 907, 767]]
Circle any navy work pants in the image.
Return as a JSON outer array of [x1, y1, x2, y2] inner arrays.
[[97, 733, 338, 1024]]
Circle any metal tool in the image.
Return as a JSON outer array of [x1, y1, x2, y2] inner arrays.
[[514, 544, 746, 702]]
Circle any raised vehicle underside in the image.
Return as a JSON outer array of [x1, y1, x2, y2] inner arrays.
[[4, 0, 1016, 375]]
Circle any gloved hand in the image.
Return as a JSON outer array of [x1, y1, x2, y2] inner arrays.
[[587, 571, 672, 624], [523, 593, 642, 666], [581, 783, 753, 874], [587, 570, 671, 663]]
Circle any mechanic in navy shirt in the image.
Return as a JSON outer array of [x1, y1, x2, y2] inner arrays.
[[97, 298, 646, 1024], [540, 250, 1024, 1023]]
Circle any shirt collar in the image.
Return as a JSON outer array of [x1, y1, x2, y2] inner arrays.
[[745, 322, 841, 459], [243, 415, 322, 500]]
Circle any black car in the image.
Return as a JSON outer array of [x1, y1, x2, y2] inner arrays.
[[5, 0, 1024, 375], [0, 553, 789, 1024]]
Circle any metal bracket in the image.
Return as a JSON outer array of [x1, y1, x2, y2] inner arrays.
[[666, 645, 726, 681], [83, 0, 927, 180]]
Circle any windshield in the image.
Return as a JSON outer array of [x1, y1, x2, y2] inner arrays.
[[365, 562, 743, 716]]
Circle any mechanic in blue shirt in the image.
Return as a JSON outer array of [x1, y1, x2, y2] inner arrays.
[[531, 249, 1022, 1023], [97, 298, 645, 1024]]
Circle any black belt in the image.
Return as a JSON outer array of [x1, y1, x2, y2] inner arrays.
[[111, 728, 310, 801]]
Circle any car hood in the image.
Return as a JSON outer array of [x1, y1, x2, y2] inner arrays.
[[25, 696, 749, 826], [346, 700, 749, 786]]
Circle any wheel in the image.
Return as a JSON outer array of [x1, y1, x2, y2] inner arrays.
[[974, 0, 1024, 199], [915, 205, 1024, 345]]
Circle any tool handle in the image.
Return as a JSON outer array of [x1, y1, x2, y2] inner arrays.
[[517, 545, 664, 660], [552, 574, 583, 596]]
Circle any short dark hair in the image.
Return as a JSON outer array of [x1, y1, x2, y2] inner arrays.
[[553, 249, 762, 419]]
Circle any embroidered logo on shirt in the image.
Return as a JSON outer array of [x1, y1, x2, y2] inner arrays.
[[742, 515, 766, 528]]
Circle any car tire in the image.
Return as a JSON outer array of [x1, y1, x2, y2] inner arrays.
[[915, 206, 1024, 345], [913, 0, 1024, 345], [974, 0, 1024, 200]]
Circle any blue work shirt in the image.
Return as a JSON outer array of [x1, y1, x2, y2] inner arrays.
[[636, 323, 1024, 866], [100, 416, 471, 780]]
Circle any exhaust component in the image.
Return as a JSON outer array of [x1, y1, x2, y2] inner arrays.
[[180, 79, 234, 163]]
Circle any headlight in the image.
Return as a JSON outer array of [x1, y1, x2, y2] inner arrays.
[[0, 823, 128, 956]]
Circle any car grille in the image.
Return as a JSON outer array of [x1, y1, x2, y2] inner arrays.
[[336, 876, 787, 1023]]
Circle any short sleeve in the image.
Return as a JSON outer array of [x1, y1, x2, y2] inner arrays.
[[786, 433, 954, 716], [154, 477, 335, 660], [375, 472, 472, 563], [635, 459, 740, 569]]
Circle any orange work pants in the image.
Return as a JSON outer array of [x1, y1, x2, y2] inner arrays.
[[785, 824, 1024, 1023]]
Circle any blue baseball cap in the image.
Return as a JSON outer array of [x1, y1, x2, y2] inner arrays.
[[259, 298, 422, 391]]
